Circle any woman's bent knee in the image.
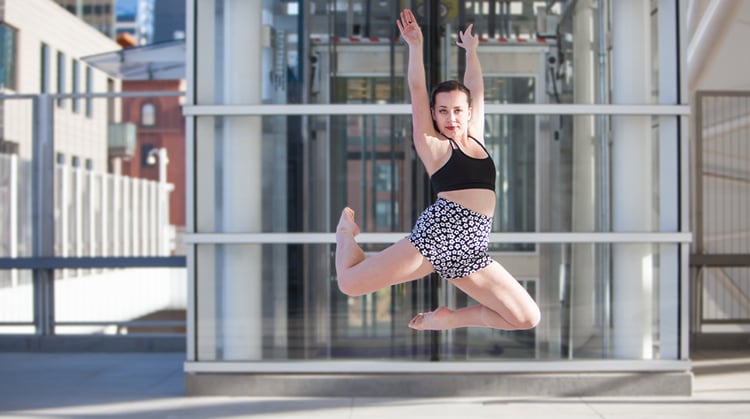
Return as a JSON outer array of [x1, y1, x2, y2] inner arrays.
[[481, 303, 540, 330], [511, 303, 541, 330], [336, 272, 367, 297]]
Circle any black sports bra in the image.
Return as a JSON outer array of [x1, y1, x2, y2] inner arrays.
[[430, 135, 496, 193]]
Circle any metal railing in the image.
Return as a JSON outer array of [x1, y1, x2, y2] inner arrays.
[[0, 92, 186, 339], [692, 91, 750, 331]]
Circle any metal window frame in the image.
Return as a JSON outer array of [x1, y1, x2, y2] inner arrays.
[[184, 103, 689, 116], [184, 359, 691, 374], [183, 232, 691, 245]]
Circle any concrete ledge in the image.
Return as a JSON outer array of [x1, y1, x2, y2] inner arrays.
[[185, 371, 693, 397], [0, 335, 185, 352], [691, 333, 750, 351]]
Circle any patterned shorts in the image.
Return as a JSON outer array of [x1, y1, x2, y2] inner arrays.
[[407, 198, 494, 279]]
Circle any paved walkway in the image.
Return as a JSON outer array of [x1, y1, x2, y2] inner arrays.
[[0, 350, 748, 418]]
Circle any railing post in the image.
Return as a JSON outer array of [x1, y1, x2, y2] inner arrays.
[[59, 164, 69, 276], [74, 166, 83, 277], [32, 93, 55, 335], [9, 154, 19, 287], [101, 173, 109, 260], [88, 170, 96, 262]]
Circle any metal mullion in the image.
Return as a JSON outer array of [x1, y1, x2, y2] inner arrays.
[[0, 256, 186, 269], [185, 359, 691, 374], [183, 232, 692, 244], [184, 103, 691, 116], [56, 321, 186, 328]]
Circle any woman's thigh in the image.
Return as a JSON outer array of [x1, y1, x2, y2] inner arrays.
[[448, 261, 538, 322], [343, 238, 435, 292]]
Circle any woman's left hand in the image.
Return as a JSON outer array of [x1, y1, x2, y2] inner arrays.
[[456, 23, 479, 52]]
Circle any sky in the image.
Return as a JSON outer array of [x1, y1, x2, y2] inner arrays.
[[115, 0, 138, 16]]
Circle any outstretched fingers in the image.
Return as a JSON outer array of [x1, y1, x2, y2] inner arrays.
[[399, 9, 416, 26], [456, 23, 479, 51], [397, 9, 421, 43]]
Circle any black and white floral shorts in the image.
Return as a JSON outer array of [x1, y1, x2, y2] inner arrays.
[[407, 198, 494, 279]]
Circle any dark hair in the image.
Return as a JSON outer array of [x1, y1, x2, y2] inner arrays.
[[429, 80, 473, 109]]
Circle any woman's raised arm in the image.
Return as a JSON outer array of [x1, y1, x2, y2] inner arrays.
[[397, 9, 444, 171], [457, 24, 485, 141]]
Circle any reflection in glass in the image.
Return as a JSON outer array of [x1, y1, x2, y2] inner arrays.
[[195, 242, 676, 361]]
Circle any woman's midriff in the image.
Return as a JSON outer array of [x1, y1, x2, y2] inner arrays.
[[437, 189, 496, 217]]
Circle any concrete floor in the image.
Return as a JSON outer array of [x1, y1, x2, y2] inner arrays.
[[0, 350, 748, 418]]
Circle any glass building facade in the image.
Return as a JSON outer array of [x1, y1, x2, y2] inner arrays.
[[183, 0, 690, 394]]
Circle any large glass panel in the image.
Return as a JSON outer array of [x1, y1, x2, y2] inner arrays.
[[330, 77, 409, 232], [195, 242, 679, 361], [195, 243, 449, 361], [306, 1, 565, 41], [484, 77, 536, 251], [194, 110, 675, 359], [195, 113, 414, 234], [196, 113, 673, 235], [304, 1, 668, 105], [190, 0, 684, 365]]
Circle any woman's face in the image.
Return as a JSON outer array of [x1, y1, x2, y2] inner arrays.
[[431, 90, 472, 139]]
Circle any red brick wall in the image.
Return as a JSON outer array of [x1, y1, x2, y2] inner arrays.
[[120, 80, 186, 228]]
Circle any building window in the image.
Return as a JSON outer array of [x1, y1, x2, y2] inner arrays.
[[40, 43, 50, 93], [85, 66, 93, 117], [0, 23, 18, 90], [71, 59, 80, 113], [56, 152, 66, 165], [141, 102, 156, 126], [57, 51, 66, 107], [375, 162, 397, 192], [375, 201, 397, 230], [71, 156, 80, 168]]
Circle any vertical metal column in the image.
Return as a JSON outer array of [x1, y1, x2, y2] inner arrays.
[[595, 0, 612, 358], [219, 0, 264, 360], [657, 0, 681, 360], [570, 0, 597, 357], [32, 94, 55, 336], [424, 0, 442, 362], [611, 0, 654, 359]]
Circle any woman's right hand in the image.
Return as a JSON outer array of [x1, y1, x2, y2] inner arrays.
[[397, 9, 422, 46]]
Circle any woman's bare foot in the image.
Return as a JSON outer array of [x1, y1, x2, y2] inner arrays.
[[408, 306, 455, 330], [337, 207, 361, 237], [335, 207, 363, 272]]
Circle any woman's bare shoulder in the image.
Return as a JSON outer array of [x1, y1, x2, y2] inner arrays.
[[415, 132, 452, 174]]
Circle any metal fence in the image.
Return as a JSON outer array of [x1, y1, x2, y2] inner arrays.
[[0, 154, 31, 287], [53, 163, 173, 274], [0, 92, 186, 338], [692, 91, 750, 332]]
